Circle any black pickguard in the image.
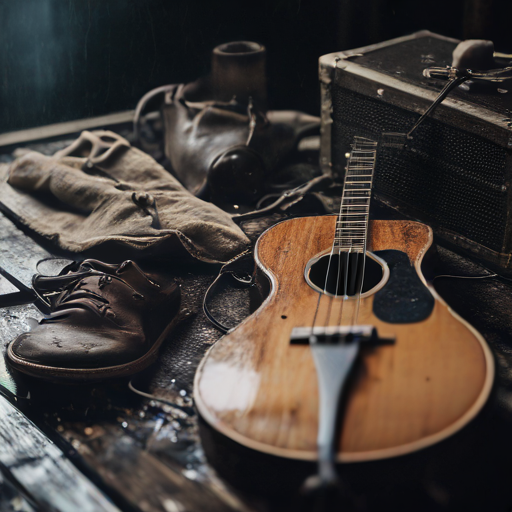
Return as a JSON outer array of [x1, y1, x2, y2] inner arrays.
[[373, 250, 434, 323]]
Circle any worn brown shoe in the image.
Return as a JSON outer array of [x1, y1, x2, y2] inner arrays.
[[7, 259, 181, 382]]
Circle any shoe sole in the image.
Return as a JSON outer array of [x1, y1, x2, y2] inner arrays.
[[6, 312, 185, 383]]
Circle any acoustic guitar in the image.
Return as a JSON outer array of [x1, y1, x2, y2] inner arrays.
[[194, 137, 494, 483]]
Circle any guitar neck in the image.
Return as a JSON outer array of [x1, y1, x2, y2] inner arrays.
[[334, 137, 378, 251]]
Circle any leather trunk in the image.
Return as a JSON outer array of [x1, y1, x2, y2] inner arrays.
[[319, 30, 512, 273]]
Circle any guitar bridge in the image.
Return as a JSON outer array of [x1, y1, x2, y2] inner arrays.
[[290, 325, 395, 345]]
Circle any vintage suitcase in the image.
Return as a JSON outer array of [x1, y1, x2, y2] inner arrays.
[[319, 30, 512, 272]]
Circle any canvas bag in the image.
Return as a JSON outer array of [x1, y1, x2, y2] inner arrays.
[[0, 130, 250, 263]]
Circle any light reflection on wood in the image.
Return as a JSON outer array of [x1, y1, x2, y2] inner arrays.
[[195, 217, 493, 462]]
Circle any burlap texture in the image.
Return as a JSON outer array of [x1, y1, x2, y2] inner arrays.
[[0, 131, 250, 263]]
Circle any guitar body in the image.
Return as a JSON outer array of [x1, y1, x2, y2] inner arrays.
[[195, 216, 494, 463]]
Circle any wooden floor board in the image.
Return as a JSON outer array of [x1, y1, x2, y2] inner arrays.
[[0, 397, 120, 512]]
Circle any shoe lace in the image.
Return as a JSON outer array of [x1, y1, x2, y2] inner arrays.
[[34, 264, 145, 322]]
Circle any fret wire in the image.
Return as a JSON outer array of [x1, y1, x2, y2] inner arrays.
[[336, 137, 377, 252], [334, 138, 377, 251]]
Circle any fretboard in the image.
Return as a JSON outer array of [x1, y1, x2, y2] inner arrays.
[[334, 137, 378, 251]]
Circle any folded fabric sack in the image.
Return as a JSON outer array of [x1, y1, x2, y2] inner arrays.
[[0, 131, 250, 263]]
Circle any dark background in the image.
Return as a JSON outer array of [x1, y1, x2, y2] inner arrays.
[[1, 0, 511, 134]]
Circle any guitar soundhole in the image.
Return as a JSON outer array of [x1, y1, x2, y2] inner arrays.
[[307, 252, 384, 297]]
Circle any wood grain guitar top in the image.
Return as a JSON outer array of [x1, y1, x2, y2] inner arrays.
[[195, 217, 494, 462]]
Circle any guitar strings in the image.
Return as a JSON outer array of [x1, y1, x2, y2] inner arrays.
[[352, 241, 366, 328], [309, 242, 336, 340], [352, 145, 375, 328], [329, 153, 352, 335], [311, 145, 351, 338], [346, 141, 376, 331], [311, 137, 377, 341]]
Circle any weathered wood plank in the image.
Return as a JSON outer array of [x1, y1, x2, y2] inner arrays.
[[0, 212, 52, 292], [60, 421, 251, 512], [0, 275, 19, 296], [0, 304, 43, 399], [0, 397, 120, 512], [1, 301, 119, 512], [0, 469, 38, 512]]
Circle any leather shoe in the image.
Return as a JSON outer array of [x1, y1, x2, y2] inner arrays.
[[7, 259, 181, 382]]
